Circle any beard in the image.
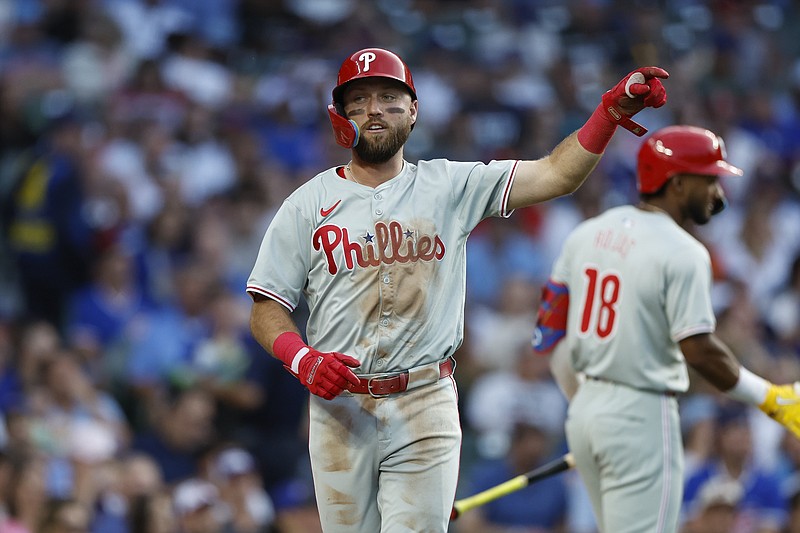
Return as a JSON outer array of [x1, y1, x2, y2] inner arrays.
[[354, 120, 412, 164], [686, 195, 712, 225]]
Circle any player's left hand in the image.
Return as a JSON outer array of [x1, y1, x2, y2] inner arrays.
[[601, 67, 669, 136], [759, 382, 800, 440]]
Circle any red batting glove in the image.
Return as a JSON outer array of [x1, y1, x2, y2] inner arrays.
[[578, 66, 670, 153], [602, 66, 669, 132], [272, 332, 361, 400]]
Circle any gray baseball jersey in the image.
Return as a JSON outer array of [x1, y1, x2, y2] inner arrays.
[[247, 158, 518, 374], [551, 205, 716, 394], [555, 205, 716, 532]]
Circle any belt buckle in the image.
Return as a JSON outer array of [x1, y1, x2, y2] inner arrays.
[[366, 374, 394, 398]]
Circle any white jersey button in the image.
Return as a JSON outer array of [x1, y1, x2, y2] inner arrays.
[[374, 193, 382, 200], [376, 358, 385, 367], [383, 276, 390, 284], [380, 318, 389, 327], [375, 208, 383, 216]]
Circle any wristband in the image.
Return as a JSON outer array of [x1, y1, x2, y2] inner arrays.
[[272, 331, 308, 369], [290, 348, 310, 374], [577, 103, 618, 154], [726, 367, 770, 405]]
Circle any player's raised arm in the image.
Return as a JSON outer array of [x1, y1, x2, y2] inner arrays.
[[507, 67, 669, 210]]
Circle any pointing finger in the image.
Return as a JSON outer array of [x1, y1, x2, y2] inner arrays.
[[639, 66, 670, 80]]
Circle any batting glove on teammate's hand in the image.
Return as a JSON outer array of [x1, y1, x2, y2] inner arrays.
[[273, 331, 361, 400], [759, 382, 800, 440], [600, 67, 669, 136]]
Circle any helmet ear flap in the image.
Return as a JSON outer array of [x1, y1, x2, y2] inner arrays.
[[327, 104, 360, 148]]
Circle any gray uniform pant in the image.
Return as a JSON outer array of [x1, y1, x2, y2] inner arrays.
[[565, 378, 683, 533], [308, 377, 461, 533]]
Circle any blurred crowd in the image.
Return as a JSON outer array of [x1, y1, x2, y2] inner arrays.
[[0, 0, 800, 532]]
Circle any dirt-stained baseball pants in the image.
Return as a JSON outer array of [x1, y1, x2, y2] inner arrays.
[[308, 377, 461, 533]]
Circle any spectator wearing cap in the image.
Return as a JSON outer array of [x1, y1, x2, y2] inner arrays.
[[682, 402, 787, 533], [208, 446, 275, 533], [172, 478, 229, 533], [680, 478, 744, 533], [3, 108, 96, 329]]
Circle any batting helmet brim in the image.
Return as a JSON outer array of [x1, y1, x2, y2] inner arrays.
[[681, 159, 744, 178]]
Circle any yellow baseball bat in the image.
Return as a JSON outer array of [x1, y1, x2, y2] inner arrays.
[[450, 452, 575, 521]]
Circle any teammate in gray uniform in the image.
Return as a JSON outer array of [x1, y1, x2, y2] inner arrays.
[[247, 47, 669, 533], [534, 125, 800, 533]]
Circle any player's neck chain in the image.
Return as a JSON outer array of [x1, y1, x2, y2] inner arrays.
[[637, 201, 670, 217], [345, 162, 364, 186]]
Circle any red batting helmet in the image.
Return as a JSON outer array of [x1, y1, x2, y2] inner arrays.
[[636, 125, 743, 194], [328, 48, 417, 148], [331, 48, 416, 105]]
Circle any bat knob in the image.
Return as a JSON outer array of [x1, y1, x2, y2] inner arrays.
[[450, 508, 459, 521]]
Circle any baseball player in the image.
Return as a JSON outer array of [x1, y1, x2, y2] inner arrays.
[[533, 125, 800, 533], [246, 47, 668, 532]]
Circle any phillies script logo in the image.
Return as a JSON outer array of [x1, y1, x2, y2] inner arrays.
[[313, 220, 445, 275]]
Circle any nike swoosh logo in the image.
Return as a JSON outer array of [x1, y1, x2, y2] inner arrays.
[[320, 200, 341, 217]]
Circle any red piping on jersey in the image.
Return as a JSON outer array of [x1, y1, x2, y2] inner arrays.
[[501, 160, 519, 218], [246, 286, 295, 312]]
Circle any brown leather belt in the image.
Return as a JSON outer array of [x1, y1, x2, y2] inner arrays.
[[347, 357, 455, 398]]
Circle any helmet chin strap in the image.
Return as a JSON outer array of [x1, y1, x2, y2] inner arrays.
[[327, 104, 360, 148]]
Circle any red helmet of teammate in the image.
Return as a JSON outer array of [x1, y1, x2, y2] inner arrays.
[[636, 125, 743, 194], [327, 48, 417, 148]]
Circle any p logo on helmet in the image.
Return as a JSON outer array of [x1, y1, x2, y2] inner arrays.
[[636, 125, 743, 195], [327, 48, 417, 149], [359, 51, 377, 72]]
